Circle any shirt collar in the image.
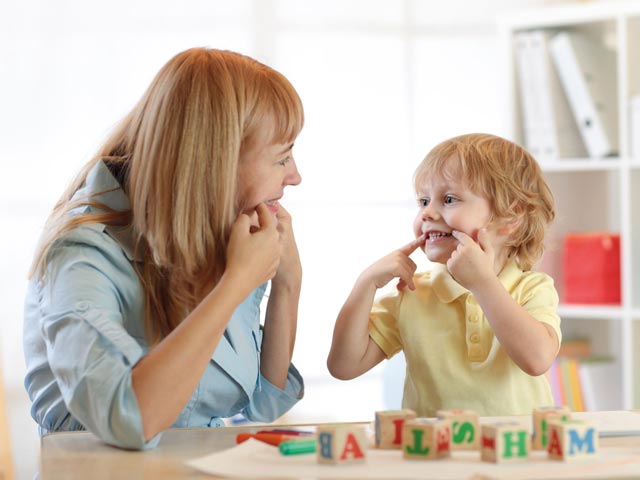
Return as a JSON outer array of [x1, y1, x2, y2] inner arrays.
[[73, 160, 141, 262], [431, 259, 523, 302]]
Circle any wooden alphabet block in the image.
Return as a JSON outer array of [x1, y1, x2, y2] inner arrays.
[[532, 406, 572, 450], [316, 425, 367, 464], [374, 409, 417, 449], [402, 418, 451, 460], [481, 422, 530, 463], [436, 409, 480, 450], [547, 419, 598, 462]]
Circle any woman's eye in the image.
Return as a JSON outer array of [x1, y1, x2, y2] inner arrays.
[[278, 157, 291, 167]]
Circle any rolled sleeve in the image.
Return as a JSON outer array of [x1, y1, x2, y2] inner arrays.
[[242, 363, 304, 422], [41, 242, 158, 449]]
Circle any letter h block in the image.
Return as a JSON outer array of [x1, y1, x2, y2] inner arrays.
[[402, 418, 451, 460], [374, 409, 417, 449], [547, 419, 598, 462], [316, 425, 367, 464], [532, 406, 571, 450], [436, 409, 480, 450], [481, 422, 530, 463]]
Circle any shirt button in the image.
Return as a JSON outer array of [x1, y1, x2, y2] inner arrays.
[[75, 301, 90, 312], [469, 314, 479, 323], [470, 333, 480, 343]]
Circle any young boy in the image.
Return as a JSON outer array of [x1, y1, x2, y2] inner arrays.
[[327, 133, 560, 416]]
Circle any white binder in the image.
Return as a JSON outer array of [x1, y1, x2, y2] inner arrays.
[[514, 30, 585, 159], [549, 31, 618, 158]]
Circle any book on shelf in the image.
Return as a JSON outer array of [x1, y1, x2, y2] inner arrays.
[[546, 356, 618, 412], [514, 30, 586, 159], [549, 31, 618, 158]]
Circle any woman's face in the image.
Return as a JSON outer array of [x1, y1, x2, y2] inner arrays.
[[237, 132, 301, 223]]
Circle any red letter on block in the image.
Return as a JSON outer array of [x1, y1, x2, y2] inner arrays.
[[548, 429, 562, 456], [340, 433, 365, 460]]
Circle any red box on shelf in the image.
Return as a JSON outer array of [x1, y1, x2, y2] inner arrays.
[[562, 232, 620, 304]]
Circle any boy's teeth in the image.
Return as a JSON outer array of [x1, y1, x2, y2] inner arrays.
[[428, 232, 451, 239]]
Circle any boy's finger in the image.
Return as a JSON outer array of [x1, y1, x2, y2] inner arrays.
[[451, 230, 472, 245], [477, 228, 493, 254], [399, 233, 426, 255]]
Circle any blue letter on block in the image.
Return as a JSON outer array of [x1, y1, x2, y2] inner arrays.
[[568, 428, 595, 456], [319, 432, 333, 459]]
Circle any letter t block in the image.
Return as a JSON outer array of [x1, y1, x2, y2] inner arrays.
[[402, 418, 451, 460], [374, 409, 417, 449]]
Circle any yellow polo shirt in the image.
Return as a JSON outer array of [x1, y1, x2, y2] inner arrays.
[[369, 260, 561, 417]]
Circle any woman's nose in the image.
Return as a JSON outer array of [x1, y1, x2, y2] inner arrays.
[[286, 160, 302, 186]]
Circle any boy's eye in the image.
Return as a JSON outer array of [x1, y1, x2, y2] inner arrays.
[[444, 195, 457, 204], [418, 197, 429, 207]]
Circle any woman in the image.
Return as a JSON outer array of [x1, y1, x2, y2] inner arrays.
[[23, 48, 305, 449]]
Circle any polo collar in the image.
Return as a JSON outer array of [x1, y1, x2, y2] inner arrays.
[[431, 259, 523, 303]]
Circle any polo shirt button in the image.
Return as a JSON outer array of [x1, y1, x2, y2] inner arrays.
[[75, 301, 90, 312], [469, 314, 479, 323], [470, 333, 480, 343]]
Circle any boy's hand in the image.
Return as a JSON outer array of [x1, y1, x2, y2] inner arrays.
[[447, 228, 495, 289], [360, 234, 425, 291]]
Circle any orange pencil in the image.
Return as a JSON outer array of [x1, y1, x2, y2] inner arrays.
[[236, 432, 296, 446]]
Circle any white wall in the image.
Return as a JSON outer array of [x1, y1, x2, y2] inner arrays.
[[0, 0, 547, 477]]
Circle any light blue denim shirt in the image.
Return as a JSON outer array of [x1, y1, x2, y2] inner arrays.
[[23, 161, 304, 450]]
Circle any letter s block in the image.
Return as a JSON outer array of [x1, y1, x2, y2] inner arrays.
[[436, 409, 479, 450], [374, 409, 417, 449], [316, 425, 367, 464]]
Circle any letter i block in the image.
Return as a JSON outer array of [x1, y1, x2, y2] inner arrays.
[[402, 418, 451, 460], [481, 422, 530, 463], [436, 409, 480, 450], [374, 409, 417, 449], [532, 406, 572, 450], [316, 425, 367, 464], [547, 419, 598, 462]]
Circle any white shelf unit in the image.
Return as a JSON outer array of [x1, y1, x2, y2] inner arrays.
[[499, 1, 640, 410]]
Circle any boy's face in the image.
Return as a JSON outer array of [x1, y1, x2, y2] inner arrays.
[[412, 171, 506, 265]]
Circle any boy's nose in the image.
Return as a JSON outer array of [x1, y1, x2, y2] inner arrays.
[[421, 204, 440, 221]]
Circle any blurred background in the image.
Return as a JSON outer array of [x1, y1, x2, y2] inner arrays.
[[0, 0, 622, 478]]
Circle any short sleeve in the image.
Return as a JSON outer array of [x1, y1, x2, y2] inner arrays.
[[40, 237, 159, 449], [368, 288, 404, 359], [521, 272, 562, 351]]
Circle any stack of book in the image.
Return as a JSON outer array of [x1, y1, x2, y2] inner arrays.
[[546, 337, 620, 411]]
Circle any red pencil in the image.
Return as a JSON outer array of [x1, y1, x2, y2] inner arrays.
[[235, 432, 297, 446]]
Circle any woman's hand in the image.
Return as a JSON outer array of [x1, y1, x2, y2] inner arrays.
[[272, 204, 302, 290], [225, 203, 280, 295]]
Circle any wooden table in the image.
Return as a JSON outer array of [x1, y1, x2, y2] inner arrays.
[[40, 422, 640, 479]]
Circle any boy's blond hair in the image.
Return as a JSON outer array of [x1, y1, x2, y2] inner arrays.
[[413, 133, 554, 270], [30, 48, 304, 344]]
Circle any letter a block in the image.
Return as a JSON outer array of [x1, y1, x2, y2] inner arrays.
[[436, 409, 480, 450], [374, 409, 417, 449], [316, 425, 367, 464], [481, 422, 530, 463], [532, 406, 571, 450], [547, 419, 598, 462], [402, 418, 451, 460]]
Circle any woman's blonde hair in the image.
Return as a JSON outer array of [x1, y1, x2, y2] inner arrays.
[[31, 48, 304, 344], [413, 133, 554, 270]]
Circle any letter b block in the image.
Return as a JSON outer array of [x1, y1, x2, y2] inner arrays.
[[374, 409, 417, 449], [532, 406, 571, 450], [481, 422, 530, 463], [436, 409, 479, 450], [402, 418, 451, 460], [316, 425, 367, 464], [547, 419, 598, 462]]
